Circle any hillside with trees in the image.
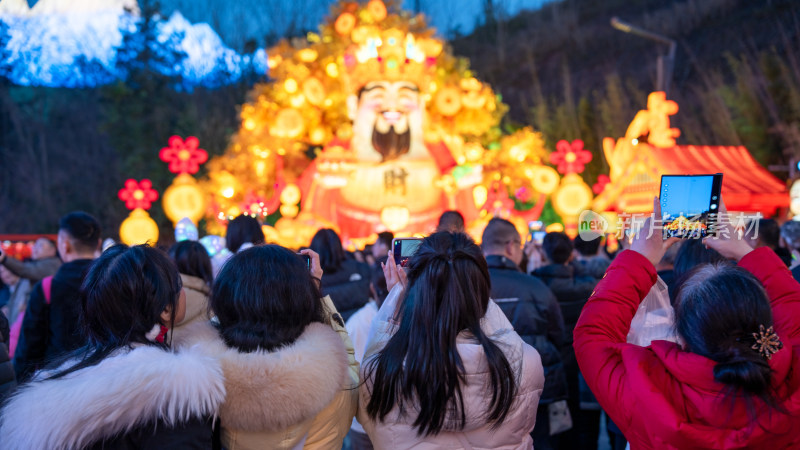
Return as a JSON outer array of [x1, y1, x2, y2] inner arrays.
[[1, 0, 797, 234]]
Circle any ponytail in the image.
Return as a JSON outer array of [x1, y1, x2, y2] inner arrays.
[[365, 232, 518, 436]]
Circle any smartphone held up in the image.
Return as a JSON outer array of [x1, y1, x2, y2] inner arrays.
[[392, 237, 423, 267], [659, 173, 723, 239]]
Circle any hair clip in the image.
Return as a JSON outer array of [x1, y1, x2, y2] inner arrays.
[[752, 325, 783, 360]]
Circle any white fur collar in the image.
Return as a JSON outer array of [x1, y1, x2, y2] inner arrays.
[[177, 320, 349, 432], [0, 345, 226, 450]]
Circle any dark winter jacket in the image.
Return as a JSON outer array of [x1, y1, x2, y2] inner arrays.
[[486, 255, 568, 404], [320, 259, 371, 322], [532, 263, 598, 345], [0, 314, 15, 401], [532, 262, 598, 410], [0, 344, 226, 450], [13, 259, 94, 380]]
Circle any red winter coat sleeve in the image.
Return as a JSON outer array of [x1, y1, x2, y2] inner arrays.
[[572, 250, 657, 426], [738, 247, 800, 342]]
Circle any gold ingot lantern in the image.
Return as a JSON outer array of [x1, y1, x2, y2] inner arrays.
[[120, 209, 159, 245]]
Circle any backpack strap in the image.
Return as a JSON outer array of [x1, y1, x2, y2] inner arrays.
[[42, 276, 53, 305]]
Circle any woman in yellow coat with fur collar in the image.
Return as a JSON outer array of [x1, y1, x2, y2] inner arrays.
[[176, 245, 359, 450]]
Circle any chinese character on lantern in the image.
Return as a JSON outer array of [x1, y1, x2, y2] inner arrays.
[[159, 136, 208, 174], [550, 139, 592, 175], [118, 179, 159, 210]]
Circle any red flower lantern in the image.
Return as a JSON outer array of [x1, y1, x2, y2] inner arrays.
[[549, 139, 592, 175], [118, 179, 159, 210], [593, 174, 611, 194], [159, 136, 208, 175]]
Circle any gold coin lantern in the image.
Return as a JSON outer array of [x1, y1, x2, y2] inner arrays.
[[159, 135, 209, 226], [117, 179, 160, 245]]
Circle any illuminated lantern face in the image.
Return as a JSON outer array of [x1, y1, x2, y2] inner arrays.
[[350, 80, 425, 163], [380, 206, 410, 231], [163, 175, 206, 224]]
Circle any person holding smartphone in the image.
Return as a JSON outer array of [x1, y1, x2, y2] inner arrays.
[[359, 232, 544, 448], [575, 197, 800, 448]]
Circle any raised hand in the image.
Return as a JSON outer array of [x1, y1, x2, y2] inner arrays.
[[630, 196, 680, 266], [702, 198, 753, 261]]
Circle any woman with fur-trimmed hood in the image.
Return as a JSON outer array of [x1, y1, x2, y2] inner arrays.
[[0, 244, 226, 450], [175, 245, 359, 450]]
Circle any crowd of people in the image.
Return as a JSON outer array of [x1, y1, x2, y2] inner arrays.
[[0, 199, 799, 449]]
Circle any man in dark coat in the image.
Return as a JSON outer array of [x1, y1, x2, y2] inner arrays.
[[14, 212, 101, 381], [481, 218, 568, 449], [532, 231, 599, 450]]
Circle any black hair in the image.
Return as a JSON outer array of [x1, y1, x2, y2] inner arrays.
[[168, 240, 213, 286], [542, 232, 572, 264], [225, 214, 265, 253], [481, 217, 519, 252], [365, 232, 517, 436], [573, 235, 601, 256], [376, 231, 394, 249], [49, 244, 182, 379], [370, 263, 389, 309], [210, 245, 325, 353], [755, 219, 781, 250], [310, 228, 345, 273], [437, 210, 465, 233], [59, 211, 101, 253], [674, 263, 784, 420], [672, 238, 727, 280]]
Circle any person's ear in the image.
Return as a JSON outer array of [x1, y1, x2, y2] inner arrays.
[[160, 304, 173, 325], [62, 238, 73, 257]]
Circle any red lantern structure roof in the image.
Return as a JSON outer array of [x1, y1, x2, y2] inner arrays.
[[593, 144, 789, 215]]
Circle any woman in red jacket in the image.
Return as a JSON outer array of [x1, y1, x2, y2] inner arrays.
[[575, 198, 800, 449]]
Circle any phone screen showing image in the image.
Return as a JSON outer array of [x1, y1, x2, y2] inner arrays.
[[393, 238, 423, 267], [532, 231, 546, 245], [660, 174, 723, 239]]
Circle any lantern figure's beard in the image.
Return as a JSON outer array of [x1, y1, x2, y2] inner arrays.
[[372, 120, 411, 162]]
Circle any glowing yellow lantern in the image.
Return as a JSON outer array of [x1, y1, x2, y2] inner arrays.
[[334, 12, 356, 36], [434, 86, 462, 116], [530, 166, 560, 194], [326, 62, 340, 78], [473, 185, 488, 208], [791, 180, 800, 218], [272, 108, 305, 139], [367, 0, 387, 21], [280, 184, 302, 205], [380, 206, 410, 231], [162, 174, 206, 224], [552, 174, 593, 218], [545, 223, 565, 233], [119, 209, 159, 245], [297, 48, 318, 62], [302, 77, 326, 106], [280, 204, 300, 218], [284, 78, 298, 94]]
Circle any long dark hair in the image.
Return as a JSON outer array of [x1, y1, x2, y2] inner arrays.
[[225, 214, 265, 253], [210, 245, 325, 353], [674, 263, 783, 419], [168, 240, 213, 286], [50, 244, 182, 379], [310, 228, 345, 273], [365, 232, 517, 436]]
